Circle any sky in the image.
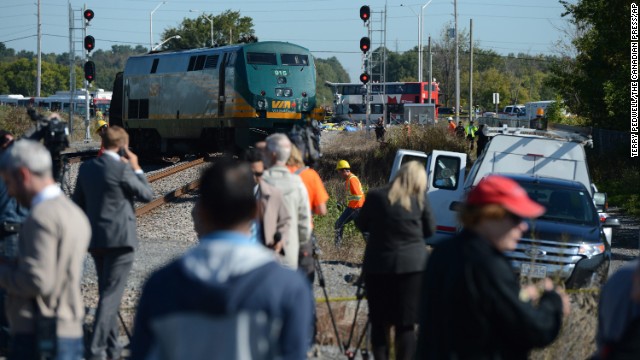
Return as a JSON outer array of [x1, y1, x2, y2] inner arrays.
[[0, 0, 573, 82]]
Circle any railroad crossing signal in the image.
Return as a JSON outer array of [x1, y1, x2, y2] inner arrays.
[[359, 5, 370, 23], [360, 72, 370, 84], [84, 61, 96, 83], [360, 37, 370, 53]]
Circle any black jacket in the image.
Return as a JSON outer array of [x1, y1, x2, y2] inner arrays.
[[417, 230, 564, 360], [356, 187, 435, 274]]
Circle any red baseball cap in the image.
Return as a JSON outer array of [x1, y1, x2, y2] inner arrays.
[[467, 175, 545, 218]]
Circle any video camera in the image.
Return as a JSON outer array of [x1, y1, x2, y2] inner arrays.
[[24, 108, 70, 183]]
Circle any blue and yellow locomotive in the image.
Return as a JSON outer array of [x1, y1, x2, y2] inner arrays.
[[110, 41, 317, 154]]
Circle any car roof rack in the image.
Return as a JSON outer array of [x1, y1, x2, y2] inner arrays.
[[482, 123, 593, 147]]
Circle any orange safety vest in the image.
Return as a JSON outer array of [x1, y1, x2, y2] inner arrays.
[[346, 174, 365, 209]]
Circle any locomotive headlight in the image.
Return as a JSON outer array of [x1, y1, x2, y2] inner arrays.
[[302, 101, 310, 111], [275, 88, 284, 97], [284, 88, 292, 97], [257, 99, 266, 109]]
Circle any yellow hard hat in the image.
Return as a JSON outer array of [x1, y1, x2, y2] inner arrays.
[[336, 159, 351, 170], [95, 120, 108, 133]]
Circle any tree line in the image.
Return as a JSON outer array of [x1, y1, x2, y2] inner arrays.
[[0, 0, 629, 131]]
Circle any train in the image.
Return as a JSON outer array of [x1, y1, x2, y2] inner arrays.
[[109, 41, 319, 155]]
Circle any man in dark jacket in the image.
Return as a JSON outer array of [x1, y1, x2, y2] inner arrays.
[[417, 175, 569, 359]]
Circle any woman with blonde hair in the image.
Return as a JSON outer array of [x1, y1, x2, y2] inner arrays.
[[356, 161, 435, 360]]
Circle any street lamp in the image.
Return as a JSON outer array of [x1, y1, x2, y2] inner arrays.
[[150, 1, 167, 51], [401, 1, 433, 82], [190, 9, 214, 47], [152, 35, 181, 51]]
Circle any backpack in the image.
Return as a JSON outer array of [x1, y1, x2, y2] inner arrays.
[[287, 121, 321, 167]]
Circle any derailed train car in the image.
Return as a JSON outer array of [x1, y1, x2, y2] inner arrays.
[[110, 41, 317, 155]]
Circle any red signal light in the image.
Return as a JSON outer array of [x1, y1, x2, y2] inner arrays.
[[84, 9, 94, 22], [360, 73, 370, 84], [84, 61, 96, 83], [360, 5, 370, 22], [84, 35, 95, 52], [360, 37, 371, 53]]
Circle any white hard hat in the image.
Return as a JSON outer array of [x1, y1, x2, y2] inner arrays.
[[447, 117, 453, 121]]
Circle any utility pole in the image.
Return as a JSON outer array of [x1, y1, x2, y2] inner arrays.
[[469, 19, 473, 122], [36, 0, 41, 97], [428, 36, 432, 105], [454, 0, 460, 123]]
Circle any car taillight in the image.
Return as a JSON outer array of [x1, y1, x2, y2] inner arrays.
[[599, 214, 607, 223]]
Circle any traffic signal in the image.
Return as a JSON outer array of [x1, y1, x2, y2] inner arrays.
[[360, 37, 370, 53], [84, 61, 96, 83], [359, 5, 370, 22], [84, 35, 95, 52], [360, 72, 370, 84], [84, 9, 94, 22]]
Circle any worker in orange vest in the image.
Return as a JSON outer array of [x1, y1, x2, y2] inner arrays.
[[335, 160, 365, 247], [447, 117, 456, 134]]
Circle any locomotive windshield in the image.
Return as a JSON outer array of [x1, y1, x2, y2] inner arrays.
[[247, 52, 277, 65], [281, 54, 309, 66]]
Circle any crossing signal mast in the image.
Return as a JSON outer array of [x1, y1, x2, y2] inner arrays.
[[359, 5, 372, 128], [83, 8, 95, 141]]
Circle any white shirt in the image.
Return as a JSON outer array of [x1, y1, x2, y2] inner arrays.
[[31, 184, 63, 208], [103, 149, 144, 174]]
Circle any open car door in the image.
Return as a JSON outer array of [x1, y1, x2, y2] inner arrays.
[[425, 150, 467, 245], [390, 149, 467, 245]]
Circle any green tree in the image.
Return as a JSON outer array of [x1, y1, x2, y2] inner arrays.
[[548, 0, 631, 130], [315, 57, 350, 107], [160, 10, 255, 50]]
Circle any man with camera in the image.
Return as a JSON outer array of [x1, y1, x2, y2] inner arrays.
[[0, 139, 91, 359], [73, 126, 153, 360]]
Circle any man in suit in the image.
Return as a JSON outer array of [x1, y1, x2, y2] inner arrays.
[[73, 126, 153, 360], [0, 139, 91, 359]]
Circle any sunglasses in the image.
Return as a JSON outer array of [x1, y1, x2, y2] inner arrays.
[[507, 212, 524, 225], [253, 171, 263, 177]]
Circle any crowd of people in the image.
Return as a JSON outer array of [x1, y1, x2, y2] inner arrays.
[[0, 118, 638, 360]]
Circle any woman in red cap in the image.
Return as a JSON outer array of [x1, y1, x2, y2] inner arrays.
[[417, 175, 570, 359]]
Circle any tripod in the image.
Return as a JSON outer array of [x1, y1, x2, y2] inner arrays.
[[343, 271, 370, 360], [312, 235, 344, 353]]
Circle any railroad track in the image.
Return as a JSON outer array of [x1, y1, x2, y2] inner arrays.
[[136, 157, 209, 216]]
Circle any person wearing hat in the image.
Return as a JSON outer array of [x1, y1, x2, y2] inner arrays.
[[447, 117, 456, 134], [417, 175, 570, 359], [334, 159, 364, 247], [96, 119, 108, 157]]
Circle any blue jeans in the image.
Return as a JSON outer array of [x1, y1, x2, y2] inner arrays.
[[9, 334, 83, 360], [334, 207, 360, 246]]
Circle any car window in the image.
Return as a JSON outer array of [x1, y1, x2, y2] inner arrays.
[[517, 181, 597, 225]]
